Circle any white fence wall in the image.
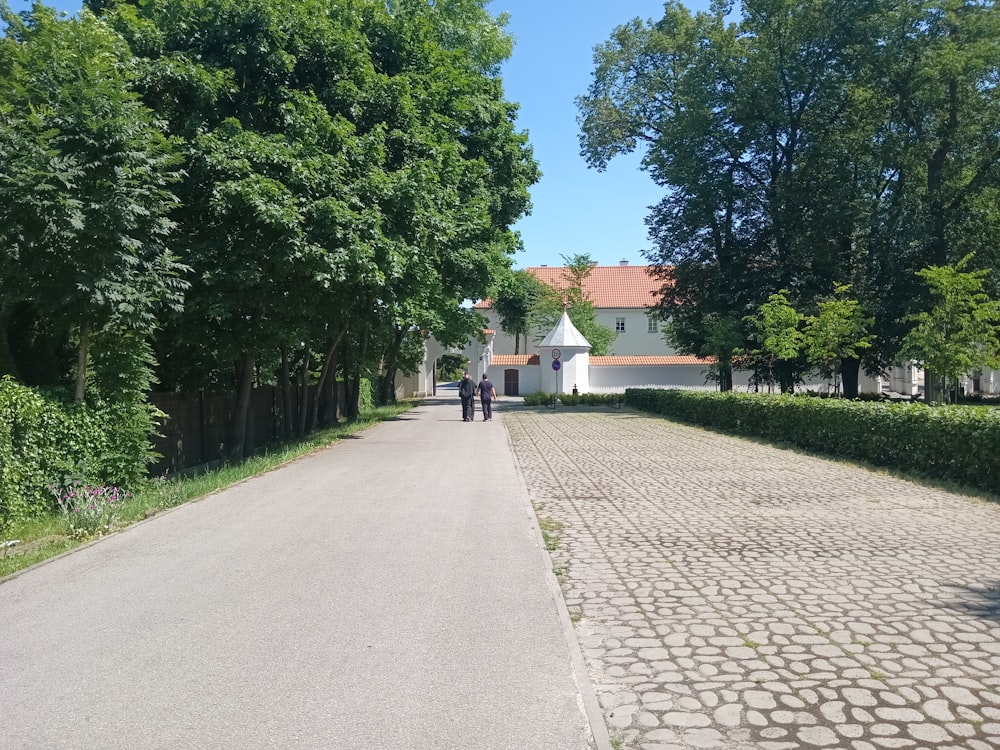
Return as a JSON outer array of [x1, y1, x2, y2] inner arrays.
[[589, 364, 724, 391], [485, 363, 884, 396]]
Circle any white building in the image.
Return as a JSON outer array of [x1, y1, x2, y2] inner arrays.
[[476, 261, 665, 357], [464, 262, 881, 396]]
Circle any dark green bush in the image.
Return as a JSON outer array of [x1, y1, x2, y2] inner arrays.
[[0, 378, 158, 533], [522, 392, 624, 407], [624, 388, 1000, 495]]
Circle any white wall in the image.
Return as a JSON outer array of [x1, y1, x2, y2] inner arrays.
[[484, 364, 884, 396], [486, 364, 542, 396], [974, 368, 1000, 394], [594, 309, 675, 356], [590, 364, 728, 391], [478, 307, 674, 357]]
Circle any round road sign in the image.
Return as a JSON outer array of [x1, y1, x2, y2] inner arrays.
[[552, 360, 561, 371]]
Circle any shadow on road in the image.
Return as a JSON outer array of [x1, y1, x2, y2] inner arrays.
[[941, 580, 1000, 621]]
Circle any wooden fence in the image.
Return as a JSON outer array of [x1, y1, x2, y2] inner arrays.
[[149, 384, 343, 476]]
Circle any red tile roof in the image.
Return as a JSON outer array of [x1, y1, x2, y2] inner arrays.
[[474, 265, 667, 309], [492, 354, 540, 366], [590, 355, 717, 366]]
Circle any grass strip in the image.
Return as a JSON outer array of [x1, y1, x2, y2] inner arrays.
[[1, 402, 416, 579]]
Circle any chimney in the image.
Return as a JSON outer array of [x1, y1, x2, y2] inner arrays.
[[619, 259, 629, 266]]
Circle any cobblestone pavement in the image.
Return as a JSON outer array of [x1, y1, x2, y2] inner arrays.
[[503, 407, 1000, 750]]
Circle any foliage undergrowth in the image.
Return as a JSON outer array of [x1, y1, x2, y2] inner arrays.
[[625, 388, 1000, 495], [522, 391, 624, 407], [54, 483, 131, 539], [1, 378, 158, 537], [0, 401, 416, 579]]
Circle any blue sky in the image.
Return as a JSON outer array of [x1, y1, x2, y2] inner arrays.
[[9, 0, 714, 269], [495, 0, 713, 269]]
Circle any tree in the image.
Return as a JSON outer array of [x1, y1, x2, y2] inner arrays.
[[802, 284, 874, 397], [666, 313, 744, 392], [901, 255, 1000, 404], [491, 269, 547, 354], [744, 290, 804, 393], [92, 0, 537, 449], [0, 4, 185, 404], [578, 1, 883, 342], [578, 0, 1000, 385], [531, 253, 616, 356]]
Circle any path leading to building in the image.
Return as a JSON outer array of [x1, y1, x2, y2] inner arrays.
[[504, 406, 1000, 750], [0, 392, 601, 750]]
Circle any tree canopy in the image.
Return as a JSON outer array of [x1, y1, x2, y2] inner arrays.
[[579, 0, 1000, 394], [1, 0, 538, 460]]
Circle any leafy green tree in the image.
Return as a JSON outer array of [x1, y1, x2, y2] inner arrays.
[[664, 313, 744, 392], [901, 255, 1000, 404], [802, 284, 874, 398], [579, 2, 882, 377], [744, 290, 804, 393], [531, 254, 616, 356], [491, 269, 547, 354], [0, 4, 185, 404], [94, 0, 382, 455], [95, 0, 537, 447], [579, 0, 1000, 387]]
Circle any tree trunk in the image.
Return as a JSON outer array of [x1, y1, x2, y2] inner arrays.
[[319, 359, 339, 427], [311, 327, 347, 431], [926, 78, 959, 266], [229, 350, 255, 462], [925, 371, 947, 404], [297, 340, 311, 437], [0, 309, 18, 380], [380, 328, 405, 406], [718, 358, 733, 392], [279, 345, 293, 441], [74, 320, 90, 403], [345, 375, 360, 419], [841, 357, 860, 399], [777, 361, 795, 394], [346, 324, 370, 419]]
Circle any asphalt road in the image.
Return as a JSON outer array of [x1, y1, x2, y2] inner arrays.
[[0, 392, 600, 750]]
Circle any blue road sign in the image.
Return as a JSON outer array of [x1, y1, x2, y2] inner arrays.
[[552, 360, 561, 371]]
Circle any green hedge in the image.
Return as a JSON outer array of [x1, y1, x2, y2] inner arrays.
[[0, 378, 157, 533], [522, 392, 624, 407], [624, 388, 1000, 495]]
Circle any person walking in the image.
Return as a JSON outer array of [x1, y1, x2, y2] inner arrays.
[[458, 370, 476, 421], [476, 373, 498, 421]]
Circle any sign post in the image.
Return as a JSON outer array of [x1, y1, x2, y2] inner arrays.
[[551, 349, 562, 395]]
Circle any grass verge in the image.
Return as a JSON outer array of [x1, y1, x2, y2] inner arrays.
[[0, 402, 417, 580]]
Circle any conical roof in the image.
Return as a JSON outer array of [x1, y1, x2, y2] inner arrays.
[[539, 311, 591, 349]]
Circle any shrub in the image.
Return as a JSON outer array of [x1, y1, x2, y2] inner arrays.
[[0, 378, 158, 533], [359, 378, 374, 411], [522, 392, 624, 407], [624, 388, 1000, 494]]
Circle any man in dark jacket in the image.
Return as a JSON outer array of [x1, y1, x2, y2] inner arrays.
[[476, 373, 498, 421], [458, 371, 476, 421]]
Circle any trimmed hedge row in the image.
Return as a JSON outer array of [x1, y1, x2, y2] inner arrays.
[[523, 392, 624, 407], [0, 378, 156, 532], [624, 388, 1000, 495]]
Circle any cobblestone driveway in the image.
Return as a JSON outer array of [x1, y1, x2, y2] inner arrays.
[[504, 408, 1000, 750]]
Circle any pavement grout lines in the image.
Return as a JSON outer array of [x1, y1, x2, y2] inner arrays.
[[505, 408, 1000, 750]]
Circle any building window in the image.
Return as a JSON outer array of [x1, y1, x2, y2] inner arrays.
[[615, 317, 626, 332], [647, 318, 658, 333]]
